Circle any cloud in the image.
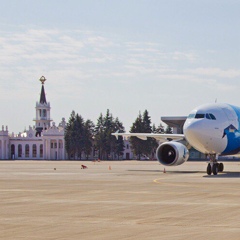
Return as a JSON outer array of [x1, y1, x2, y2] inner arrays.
[[0, 28, 115, 67], [172, 51, 198, 62], [0, 26, 239, 107], [186, 68, 240, 78]]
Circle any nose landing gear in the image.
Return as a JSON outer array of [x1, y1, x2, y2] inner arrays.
[[206, 154, 224, 175]]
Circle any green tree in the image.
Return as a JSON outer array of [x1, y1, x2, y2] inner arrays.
[[83, 119, 95, 159], [94, 110, 125, 160], [65, 111, 94, 160], [130, 112, 145, 160], [155, 123, 165, 133], [142, 110, 155, 156], [94, 113, 105, 159], [65, 111, 76, 159], [113, 117, 125, 160], [165, 125, 173, 134], [72, 114, 85, 159], [103, 109, 114, 159], [130, 110, 156, 160]]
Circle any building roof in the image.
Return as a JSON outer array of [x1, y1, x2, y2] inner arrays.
[[161, 116, 187, 134], [161, 116, 187, 128], [40, 84, 47, 104]]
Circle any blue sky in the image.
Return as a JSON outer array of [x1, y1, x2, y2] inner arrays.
[[1, 0, 240, 133]]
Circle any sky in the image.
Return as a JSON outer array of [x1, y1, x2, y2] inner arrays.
[[1, 0, 240, 133]]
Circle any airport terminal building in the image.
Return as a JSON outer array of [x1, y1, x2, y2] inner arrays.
[[0, 77, 66, 160]]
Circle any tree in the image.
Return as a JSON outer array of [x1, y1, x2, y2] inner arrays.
[[94, 113, 105, 159], [165, 125, 173, 134], [65, 109, 125, 160], [103, 109, 114, 159], [65, 111, 76, 159], [130, 110, 156, 160], [113, 117, 125, 160], [142, 110, 155, 156], [94, 110, 125, 160], [72, 114, 85, 159], [83, 119, 95, 159], [130, 112, 145, 160], [155, 123, 165, 133], [65, 111, 94, 160]]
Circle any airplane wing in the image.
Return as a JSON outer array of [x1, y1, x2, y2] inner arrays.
[[112, 131, 185, 142]]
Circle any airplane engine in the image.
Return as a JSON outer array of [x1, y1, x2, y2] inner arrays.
[[156, 142, 189, 166]]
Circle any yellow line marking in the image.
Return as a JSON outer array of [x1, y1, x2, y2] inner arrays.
[[153, 178, 162, 184]]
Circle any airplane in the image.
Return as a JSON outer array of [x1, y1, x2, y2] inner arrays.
[[112, 103, 240, 176]]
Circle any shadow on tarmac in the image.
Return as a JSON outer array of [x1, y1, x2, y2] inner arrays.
[[203, 171, 240, 178], [128, 170, 240, 178], [128, 170, 203, 174]]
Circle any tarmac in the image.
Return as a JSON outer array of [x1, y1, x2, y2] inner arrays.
[[1, 160, 240, 240]]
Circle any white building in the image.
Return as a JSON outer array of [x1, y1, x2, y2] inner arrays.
[[122, 138, 134, 160], [0, 76, 66, 160]]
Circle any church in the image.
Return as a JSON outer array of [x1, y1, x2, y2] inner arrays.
[[0, 76, 66, 160]]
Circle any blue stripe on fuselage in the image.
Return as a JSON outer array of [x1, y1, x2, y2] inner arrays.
[[222, 104, 240, 155], [229, 104, 240, 129]]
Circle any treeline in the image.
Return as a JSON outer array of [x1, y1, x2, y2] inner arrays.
[[64, 109, 172, 160], [65, 110, 125, 160]]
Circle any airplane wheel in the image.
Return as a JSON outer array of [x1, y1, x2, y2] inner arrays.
[[212, 164, 218, 175], [207, 163, 212, 175], [218, 163, 224, 172]]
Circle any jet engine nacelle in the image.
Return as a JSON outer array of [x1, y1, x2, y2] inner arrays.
[[156, 142, 189, 166]]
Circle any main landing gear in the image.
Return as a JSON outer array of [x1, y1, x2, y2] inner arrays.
[[206, 154, 224, 176]]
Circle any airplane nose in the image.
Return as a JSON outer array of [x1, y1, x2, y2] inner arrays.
[[184, 120, 205, 147]]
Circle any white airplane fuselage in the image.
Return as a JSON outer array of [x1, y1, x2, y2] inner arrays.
[[183, 103, 240, 156]]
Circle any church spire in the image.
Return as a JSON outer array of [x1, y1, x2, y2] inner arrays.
[[39, 76, 47, 104], [34, 76, 52, 136]]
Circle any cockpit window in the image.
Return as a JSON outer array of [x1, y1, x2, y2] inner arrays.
[[195, 113, 205, 119], [206, 113, 216, 120], [209, 113, 216, 120], [188, 114, 195, 119], [206, 113, 211, 119], [188, 112, 217, 120]]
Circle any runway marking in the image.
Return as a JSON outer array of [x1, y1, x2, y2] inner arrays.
[[153, 177, 190, 187], [153, 178, 162, 184]]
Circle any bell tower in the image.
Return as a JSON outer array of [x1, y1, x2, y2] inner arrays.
[[34, 76, 52, 137]]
